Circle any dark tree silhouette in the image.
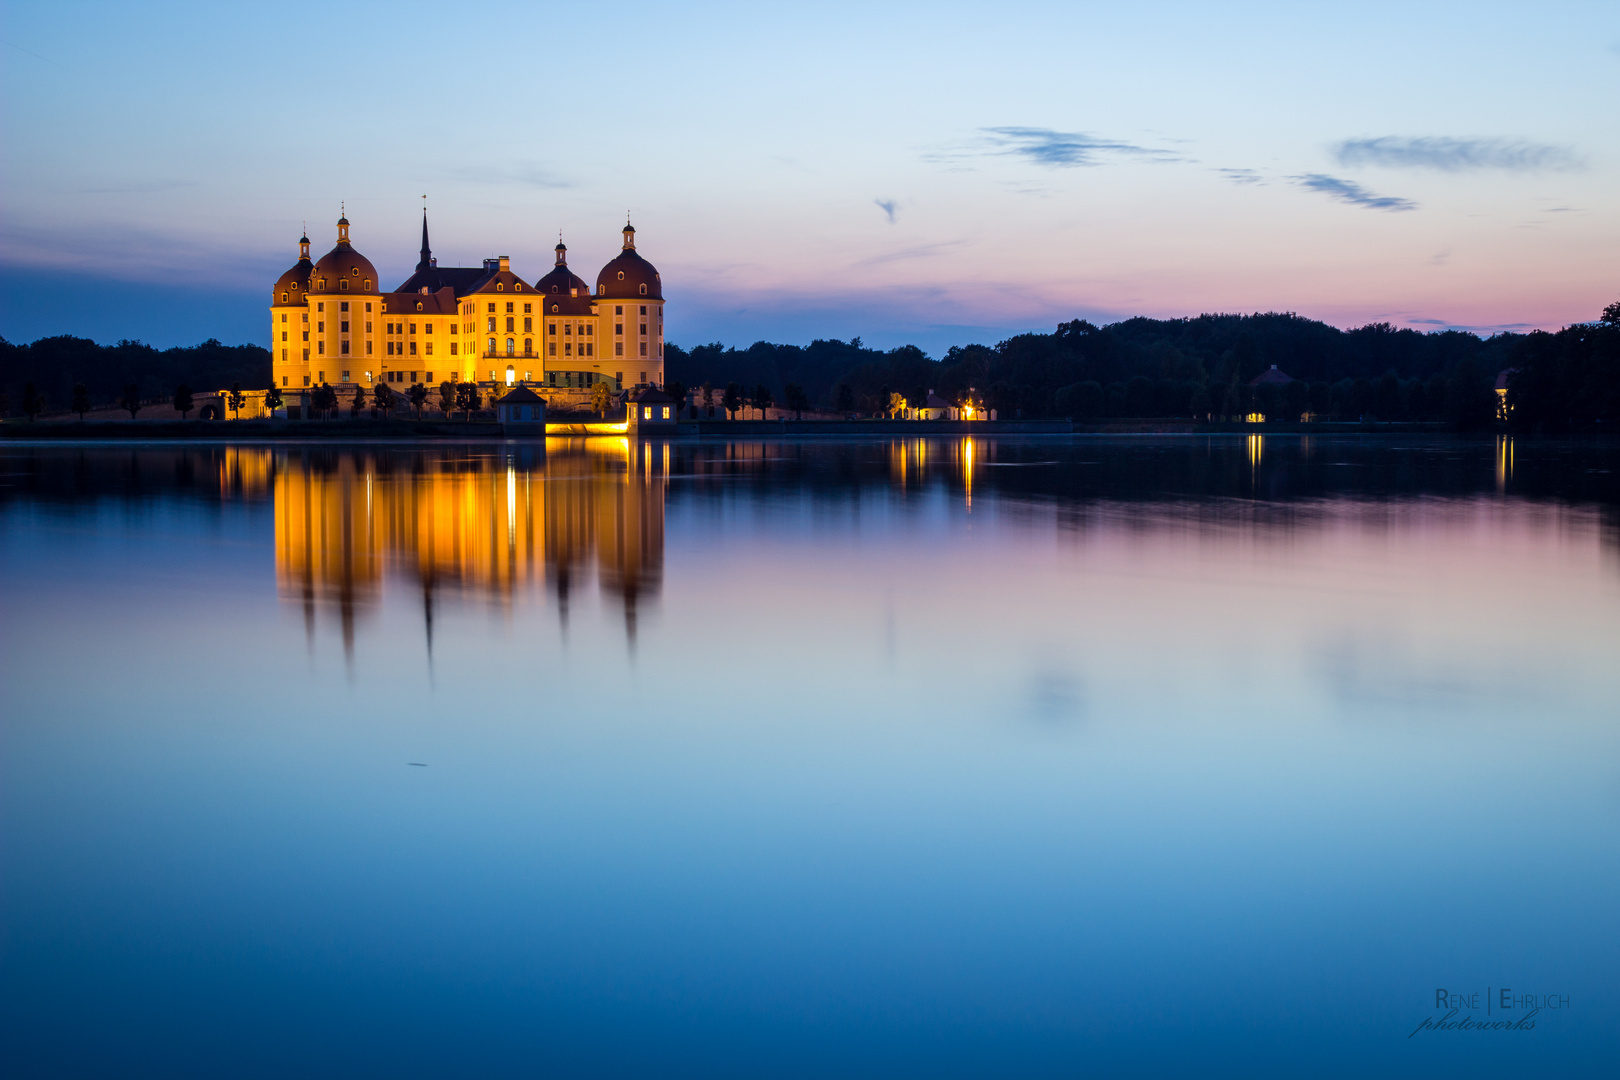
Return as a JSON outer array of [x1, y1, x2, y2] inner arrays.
[[373, 382, 393, 419], [752, 382, 773, 419], [438, 382, 456, 417], [228, 382, 246, 419], [722, 382, 742, 420], [312, 383, 339, 419], [407, 382, 429, 419], [455, 382, 481, 421], [173, 383, 194, 419], [835, 383, 854, 414], [783, 383, 808, 419], [71, 384, 90, 420], [350, 386, 365, 418], [23, 381, 43, 420], [263, 384, 283, 417]]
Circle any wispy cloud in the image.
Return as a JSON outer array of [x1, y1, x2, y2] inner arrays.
[[928, 127, 1179, 170], [874, 198, 898, 224], [1294, 174, 1417, 212], [854, 240, 968, 267], [1334, 136, 1580, 172], [1215, 167, 1262, 185]]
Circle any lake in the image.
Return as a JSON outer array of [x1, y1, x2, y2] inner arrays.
[[2, 434, 1617, 1078]]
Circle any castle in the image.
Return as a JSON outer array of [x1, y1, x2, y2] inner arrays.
[[270, 213, 666, 397]]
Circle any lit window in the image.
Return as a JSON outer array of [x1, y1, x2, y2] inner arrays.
[[506, 338, 515, 355]]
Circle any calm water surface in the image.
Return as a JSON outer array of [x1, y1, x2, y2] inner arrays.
[[2, 435, 1617, 1078]]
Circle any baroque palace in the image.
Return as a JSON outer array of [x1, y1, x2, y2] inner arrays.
[[270, 212, 666, 395]]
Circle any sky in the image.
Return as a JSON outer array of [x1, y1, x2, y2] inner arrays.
[[1, 0, 1617, 356]]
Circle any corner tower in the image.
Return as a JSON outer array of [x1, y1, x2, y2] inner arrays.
[[270, 231, 313, 390], [595, 221, 665, 388]]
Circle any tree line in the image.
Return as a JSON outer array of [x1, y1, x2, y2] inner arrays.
[[6, 303, 1617, 428]]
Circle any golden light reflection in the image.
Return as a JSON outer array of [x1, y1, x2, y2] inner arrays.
[[1248, 433, 1264, 471], [1496, 435, 1514, 493], [274, 439, 665, 654], [962, 436, 975, 510]]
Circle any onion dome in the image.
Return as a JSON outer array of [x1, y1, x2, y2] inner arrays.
[[535, 239, 591, 298], [273, 232, 313, 303], [596, 222, 662, 300], [311, 213, 379, 294]]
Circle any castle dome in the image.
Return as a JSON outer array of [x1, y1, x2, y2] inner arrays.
[[273, 232, 313, 303], [596, 222, 662, 300], [536, 240, 591, 298], [310, 214, 379, 294]]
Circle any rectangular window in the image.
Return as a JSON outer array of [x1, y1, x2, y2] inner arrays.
[[317, 322, 324, 333], [487, 318, 496, 332], [409, 323, 417, 334], [365, 341, 372, 355], [387, 342, 394, 355], [661, 407, 670, 419], [615, 305, 623, 315], [282, 331, 288, 341], [341, 341, 349, 354], [281, 314, 288, 322], [565, 343, 572, 356], [425, 323, 433, 334], [341, 321, 349, 333], [616, 371, 623, 383], [640, 371, 647, 383], [548, 343, 556, 356], [506, 317, 514, 332], [585, 343, 592, 356], [426, 371, 433, 382], [639, 342, 646, 356], [505, 302, 513, 313], [640, 306, 646, 316], [366, 303, 372, 312], [639, 323, 646, 335], [302, 349, 309, 361], [548, 323, 556, 335], [282, 349, 288, 361], [302, 313, 308, 322], [341, 370, 350, 381], [318, 341, 325, 354], [340, 302, 349, 312], [523, 317, 532, 332], [450, 342, 458, 355], [282, 376, 288, 386], [523, 303, 532, 313], [487, 303, 495, 313], [425, 342, 433, 356], [615, 323, 623, 336], [585, 324, 593, 336], [365, 321, 372, 333], [317, 302, 324, 312], [409, 342, 417, 355], [615, 342, 623, 356]]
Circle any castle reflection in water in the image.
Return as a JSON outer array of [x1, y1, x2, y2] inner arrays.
[[260, 439, 665, 652]]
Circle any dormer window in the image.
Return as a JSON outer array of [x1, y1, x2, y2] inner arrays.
[[416, 302, 423, 311], [318, 278, 326, 289], [364, 279, 371, 291], [497, 282, 504, 292], [515, 283, 522, 292], [350, 267, 358, 276], [551, 304, 558, 313], [550, 285, 557, 293], [640, 284, 647, 295], [291, 282, 298, 290], [617, 271, 625, 281], [340, 279, 349, 291], [281, 292, 288, 302], [598, 285, 605, 295]]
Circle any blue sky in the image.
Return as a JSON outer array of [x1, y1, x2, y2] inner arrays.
[[2, 0, 1616, 355]]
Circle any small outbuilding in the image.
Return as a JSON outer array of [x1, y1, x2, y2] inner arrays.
[[625, 386, 678, 432], [1248, 365, 1296, 386], [495, 385, 548, 432]]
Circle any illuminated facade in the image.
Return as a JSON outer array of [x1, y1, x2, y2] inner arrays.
[[271, 213, 666, 398]]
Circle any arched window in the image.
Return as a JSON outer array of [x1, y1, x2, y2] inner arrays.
[[364, 279, 371, 291], [505, 337, 515, 355], [505, 365, 515, 385], [487, 337, 496, 354], [497, 282, 504, 292], [515, 283, 522, 292], [639, 284, 647, 295], [340, 279, 348, 291], [318, 278, 326, 290], [416, 302, 424, 311], [281, 292, 288, 302], [551, 304, 558, 313]]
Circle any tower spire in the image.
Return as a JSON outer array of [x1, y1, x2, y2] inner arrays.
[[417, 208, 432, 272]]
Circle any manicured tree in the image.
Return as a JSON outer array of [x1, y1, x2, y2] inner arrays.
[[701, 382, 714, 417], [373, 382, 393, 419], [228, 382, 246, 419], [879, 384, 892, 418], [22, 382, 43, 421], [71, 384, 90, 420], [438, 382, 456, 418], [753, 383, 773, 420], [314, 383, 339, 419], [173, 384, 194, 419], [407, 382, 429, 419], [722, 382, 742, 420], [835, 383, 854, 415], [590, 380, 612, 418], [263, 384, 283, 417], [455, 382, 481, 421], [784, 383, 808, 420], [350, 386, 365, 418]]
